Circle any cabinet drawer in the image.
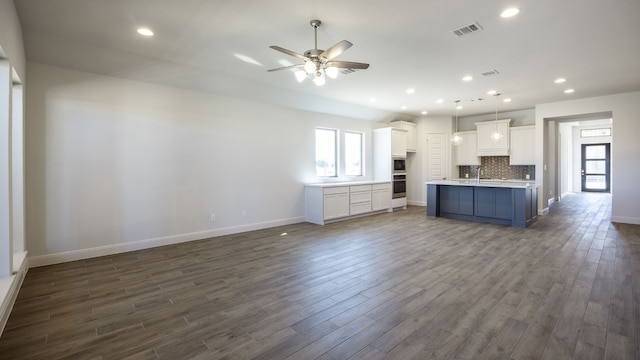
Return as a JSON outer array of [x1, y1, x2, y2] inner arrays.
[[371, 183, 391, 191], [350, 185, 371, 193], [350, 202, 372, 215], [350, 190, 371, 203], [324, 186, 349, 195]]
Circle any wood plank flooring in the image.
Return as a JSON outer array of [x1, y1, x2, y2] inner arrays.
[[0, 193, 638, 359]]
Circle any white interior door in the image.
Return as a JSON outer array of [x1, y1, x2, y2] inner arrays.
[[426, 133, 448, 181]]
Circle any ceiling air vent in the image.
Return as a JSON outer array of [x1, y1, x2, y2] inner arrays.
[[453, 22, 483, 37], [340, 68, 356, 75], [481, 69, 500, 77]]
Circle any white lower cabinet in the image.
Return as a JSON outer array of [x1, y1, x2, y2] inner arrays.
[[371, 183, 391, 211], [305, 182, 391, 225], [323, 187, 350, 220], [349, 185, 372, 215]]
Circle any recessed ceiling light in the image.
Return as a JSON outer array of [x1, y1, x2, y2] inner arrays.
[[564, 89, 575, 94], [401, 105, 407, 110], [462, 75, 474, 82], [421, 111, 428, 115], [436, 99, 444, 104], [503, 98, 512, 102], [137, 27, 154, 37], [554, 78, 566, 84], [456, 105, 463, 110], [369, 98, 376, 102], [406, 88, 415, 94], [501, 8, 520, 18], [487, 90, 497, 95]]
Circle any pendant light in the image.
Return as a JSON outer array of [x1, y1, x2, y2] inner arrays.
[[451, 100, 463, 146], [490, 93, 504, 143]]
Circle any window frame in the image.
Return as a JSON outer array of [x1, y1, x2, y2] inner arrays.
[[314, 127, 339, 178], [580, 128, 611, 138], [344, 130, 364, 177]]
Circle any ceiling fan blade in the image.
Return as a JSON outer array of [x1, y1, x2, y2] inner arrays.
[[269, 46, 309, 61], [267, 64, 304, 72], [326, 61, 369, 70], [319, 40, 353, 61]]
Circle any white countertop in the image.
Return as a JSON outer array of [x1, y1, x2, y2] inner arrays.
[[426, 179, 538, 188], [306, 180, 391, 188]]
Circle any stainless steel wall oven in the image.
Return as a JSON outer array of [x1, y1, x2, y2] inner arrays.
[[392, 174, 406, 198]]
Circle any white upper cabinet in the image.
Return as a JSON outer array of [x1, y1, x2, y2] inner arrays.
[[391, 121, 417, 152], [509, 125, 536, 165], [475, 119, 511, 156], [391, 129, 407, 157], [454, 131, 480, 165]]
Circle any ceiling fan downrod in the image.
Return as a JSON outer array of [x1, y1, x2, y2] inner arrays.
[[310, 20, 321, 50]]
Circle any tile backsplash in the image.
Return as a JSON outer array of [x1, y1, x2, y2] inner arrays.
[[458, 156, 535, 180]]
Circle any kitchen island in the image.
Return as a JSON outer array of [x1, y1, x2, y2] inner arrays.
[[426, 180, 538, 228]]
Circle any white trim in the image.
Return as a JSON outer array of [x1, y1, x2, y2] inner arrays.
[[0, 252, 28, 337], [610, 216, 640, 225], [29, 217, 304, 268]]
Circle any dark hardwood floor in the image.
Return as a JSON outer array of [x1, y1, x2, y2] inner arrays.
[[0, 193, 638, 359]]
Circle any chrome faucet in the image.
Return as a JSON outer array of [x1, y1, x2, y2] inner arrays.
[[476, 166, 481, 181]]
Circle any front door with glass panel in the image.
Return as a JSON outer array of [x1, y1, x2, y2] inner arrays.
[[581, 143, 610, 192]]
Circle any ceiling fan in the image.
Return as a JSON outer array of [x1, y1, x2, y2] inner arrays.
[[268, 20, 370, 86]]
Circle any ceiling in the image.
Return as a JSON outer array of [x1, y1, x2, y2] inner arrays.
[[13, 0, 640, 121]]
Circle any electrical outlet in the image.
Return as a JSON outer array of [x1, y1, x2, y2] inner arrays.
[[525, 174, 530, 180], [242, 210, 247, 217], [210, 213, 216, 222]]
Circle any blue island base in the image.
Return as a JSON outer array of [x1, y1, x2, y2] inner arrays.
[[427, 183, 538, 228]]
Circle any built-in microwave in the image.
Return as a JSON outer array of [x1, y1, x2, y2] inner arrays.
[[393, 158, 406, 173]]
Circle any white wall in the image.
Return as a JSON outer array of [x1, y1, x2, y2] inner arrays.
[[25, 63, 377, 265], [558, 122, 572, 195], [0, 0, 25, 79], [536, 91, 640, 224], [0, 0, 27, 336]]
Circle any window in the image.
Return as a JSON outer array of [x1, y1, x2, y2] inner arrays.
[[345, 131, 363, 176], [315, 128, 337, 177], [581, 128, 611, 138]]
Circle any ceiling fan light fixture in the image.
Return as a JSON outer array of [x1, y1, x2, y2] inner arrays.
[[268, 19, 369, 85], [325, 66, 339, 79], [304, 61, 316, 74], [313, 73, 325, 86], [294, 70, 307, 83]]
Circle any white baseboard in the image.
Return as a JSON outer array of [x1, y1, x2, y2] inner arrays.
[[0, 253, 28, 337], [610, 216, 640, 225], [29, 216, 305, 268]]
